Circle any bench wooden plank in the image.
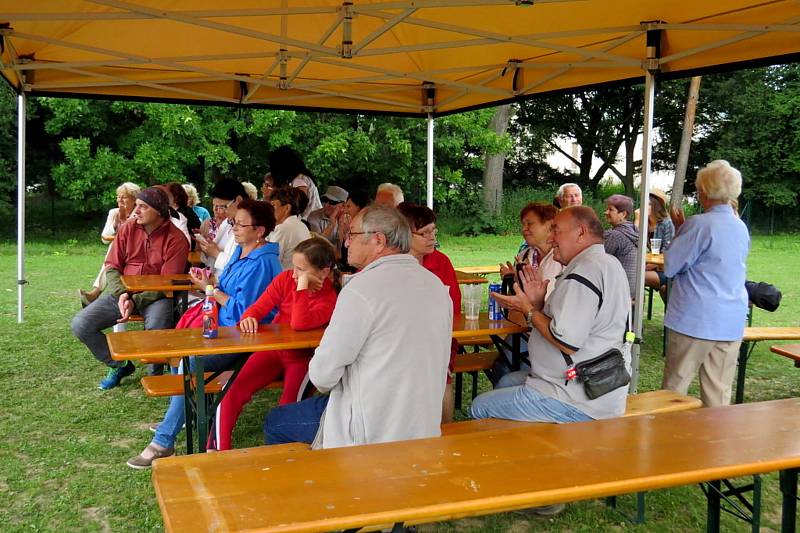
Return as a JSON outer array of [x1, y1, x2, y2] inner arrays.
[[141, 372, 282, 398], [623, 390, 702, 417], [771, 344, 800, 362], [453, 351, 498, 374], [152, 398, 800, 533]]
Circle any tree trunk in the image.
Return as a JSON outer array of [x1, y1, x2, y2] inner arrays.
[[672, 76, 702, 209], [482, 104, 512, 215]]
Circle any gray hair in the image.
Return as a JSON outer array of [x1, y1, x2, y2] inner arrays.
[[359, 204, 411, 253], [557, 182, 581, 199], [242, 181, 259, 200], [182, 183, 200, 207], [696, 160, 742, 202], [377, 182, 404, 205], [116, 182, 141, 199]]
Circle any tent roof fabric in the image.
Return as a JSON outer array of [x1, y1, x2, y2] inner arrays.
[[2, 1, 800, 116]]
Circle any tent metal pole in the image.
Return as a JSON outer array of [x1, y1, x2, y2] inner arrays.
[[631, 69, 656, 391], [426, 113, 434, 209], [17, 91, 27, 323]]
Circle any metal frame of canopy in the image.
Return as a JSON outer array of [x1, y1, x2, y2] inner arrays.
[[4, 1, 800, 389]]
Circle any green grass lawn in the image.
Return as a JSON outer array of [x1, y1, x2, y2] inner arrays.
[[0, 233, 798, 532]]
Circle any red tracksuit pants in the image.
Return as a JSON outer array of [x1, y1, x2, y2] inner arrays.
[[214, 348, 312, 450]]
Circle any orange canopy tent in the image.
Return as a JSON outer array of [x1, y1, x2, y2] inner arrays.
[[2, 1, 799, 116], [4, 1, 800, 387]]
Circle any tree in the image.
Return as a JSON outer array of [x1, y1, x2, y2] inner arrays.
[[482, 105, 512, 215], [513, 86, 644, 196]]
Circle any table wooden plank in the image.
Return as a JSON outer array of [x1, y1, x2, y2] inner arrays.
[[455, 265, 500, 275], [108, 313, 527, 361], [744, 327, 800, 342], [646, 253, 664, 267], [187, 250, 203, 266], [455, 270, 489, 285], [152, 398, 800, 533], [121, 274, 197, 292]]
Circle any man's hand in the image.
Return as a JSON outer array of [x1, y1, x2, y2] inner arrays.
[[518, 264, 548, 310], [117, 293, 134, 323], [239, 317, 259, 334]]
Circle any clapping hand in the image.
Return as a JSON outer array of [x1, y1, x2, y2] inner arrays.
[[499, 261, 515, 278], [491, 264, 548, 315], [189, 267, 215, 288]]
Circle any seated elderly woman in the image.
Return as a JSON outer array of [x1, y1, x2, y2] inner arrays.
[[79, 182, 140, 306], [494, 202, 562, 381], [662, 160, 750, 407], [126, 199, 282, 469], [182, 183, 210, 223], [603, 194, 638, 298]]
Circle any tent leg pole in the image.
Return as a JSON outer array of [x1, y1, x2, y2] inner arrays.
[[17, 91, 27, 324], [426, 114, 434, 209], [631, 68, 656, 392]]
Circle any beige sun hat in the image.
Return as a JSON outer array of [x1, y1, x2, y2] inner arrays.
[[649, 188, 669, 207]]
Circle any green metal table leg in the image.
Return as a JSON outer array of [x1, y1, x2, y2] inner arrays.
[[781, 468, 798, 533], [181, 356, 194, 455], [751, 473, 761, 533], [636, 492, 646, 524], [734, 341, 751, 404], [194, 357, 207, 453], [707, 480, 721, 533]]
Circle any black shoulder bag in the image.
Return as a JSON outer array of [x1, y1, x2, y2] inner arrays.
[[560, 273, 631, 400]]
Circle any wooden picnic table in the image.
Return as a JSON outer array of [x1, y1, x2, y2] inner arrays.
[[107, 313, 527, 453], [121, 274, 197, 319], [455, 270, 488, 284], [152, 398, 800, 533], [187, 250, 203, 266]]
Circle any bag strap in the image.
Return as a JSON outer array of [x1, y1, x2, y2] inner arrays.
[[564, 273, 603, 309]]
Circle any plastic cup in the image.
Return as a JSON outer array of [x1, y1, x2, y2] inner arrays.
[[650, 238, 662, 255], [461, 284, 482, 321]]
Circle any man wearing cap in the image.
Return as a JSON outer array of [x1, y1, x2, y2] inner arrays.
[[71, 187, 190, 390], [306, 185, 349, 235]]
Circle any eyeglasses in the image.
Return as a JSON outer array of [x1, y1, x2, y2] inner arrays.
[[346, 230, 378, 243], [212, 199, 235, 211], [232, 221, 256, 229], [413, 228, 437, 239]]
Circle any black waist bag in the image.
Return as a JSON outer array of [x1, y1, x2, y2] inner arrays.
[[565, 348, 631, 400]]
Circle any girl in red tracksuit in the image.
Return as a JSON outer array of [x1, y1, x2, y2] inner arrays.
[[213, 237, 338, 450]]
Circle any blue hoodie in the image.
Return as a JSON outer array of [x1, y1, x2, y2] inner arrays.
[[216, 242, 282, 327]]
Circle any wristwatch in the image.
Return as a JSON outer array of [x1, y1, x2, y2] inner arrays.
[[525, 309, 535, 327]]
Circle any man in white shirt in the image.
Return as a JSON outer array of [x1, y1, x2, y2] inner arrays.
[[264, 205, 453, 449]]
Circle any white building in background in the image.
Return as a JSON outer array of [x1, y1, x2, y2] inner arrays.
[[545, 136, 675, 193]]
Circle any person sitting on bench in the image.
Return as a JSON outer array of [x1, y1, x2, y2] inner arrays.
[[71, 187, 189, 390], [126, 200, 282, 469], [479, 206, 631, 423], [263, 205, 453, 449]]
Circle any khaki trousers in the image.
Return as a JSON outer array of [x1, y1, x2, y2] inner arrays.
[[662, 329, 741, 407]]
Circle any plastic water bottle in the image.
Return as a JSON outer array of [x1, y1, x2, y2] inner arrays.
[[202, 285, 218, 339]]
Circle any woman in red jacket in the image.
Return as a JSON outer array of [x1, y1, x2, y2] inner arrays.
[[398, 203, 461, 423], [212, 237, 339, 450]]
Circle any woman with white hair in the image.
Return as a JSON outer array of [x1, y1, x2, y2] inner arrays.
[[182, 183, 210, 223], [79, 182, 140, 306], [662, 160, 750, 407]]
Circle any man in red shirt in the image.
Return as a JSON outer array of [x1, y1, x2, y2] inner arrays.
[[71, 187, 189, 390]]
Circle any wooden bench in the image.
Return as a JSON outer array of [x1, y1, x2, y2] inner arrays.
[[453, 350, 498, 409], [736, 327, 800, 403], [770, 344, 800, 368], [152, 398, 800, 533], [140, 372, 282, 398]]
